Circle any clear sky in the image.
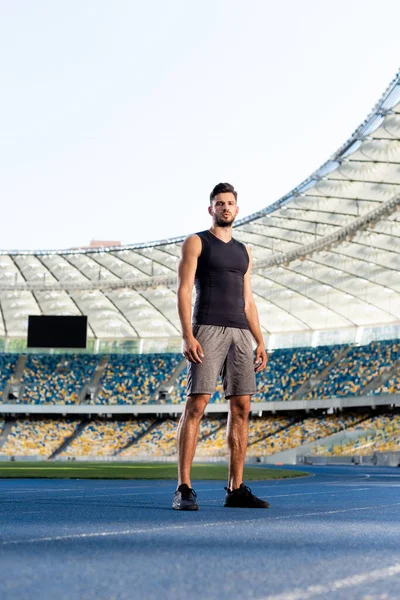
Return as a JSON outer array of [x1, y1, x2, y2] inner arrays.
[[1, 0, 399, 252]]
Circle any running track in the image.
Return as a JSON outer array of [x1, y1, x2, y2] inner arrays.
[[1, 465, 399, 599]]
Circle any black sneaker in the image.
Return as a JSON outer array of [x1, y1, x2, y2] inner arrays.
[[172, 484, 199, 511], [224, 483, 270, 508]]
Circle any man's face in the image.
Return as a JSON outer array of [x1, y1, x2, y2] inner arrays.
[[208, 192, 239, 227]]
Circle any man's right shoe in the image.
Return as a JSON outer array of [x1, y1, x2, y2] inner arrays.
[[172, 484, 199, 511]]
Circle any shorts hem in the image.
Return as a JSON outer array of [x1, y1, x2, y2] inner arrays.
[[225, 390, 257, 398], [186, 390, 215, 396]]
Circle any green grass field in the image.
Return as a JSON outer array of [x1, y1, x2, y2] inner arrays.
[[0, 462, 307, 480]]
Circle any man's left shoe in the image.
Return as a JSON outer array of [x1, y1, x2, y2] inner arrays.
[[172, 484, 199, 510], [224, 483, 270, 508]]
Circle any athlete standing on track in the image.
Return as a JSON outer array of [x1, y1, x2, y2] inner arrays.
[[173, 182, 270, 510]]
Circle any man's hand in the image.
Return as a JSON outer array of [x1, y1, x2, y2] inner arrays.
[[183, 335, 204, 364], [254, 344, 268, 372]]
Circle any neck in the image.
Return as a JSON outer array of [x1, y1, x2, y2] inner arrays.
[[209, 224, 233, 242]]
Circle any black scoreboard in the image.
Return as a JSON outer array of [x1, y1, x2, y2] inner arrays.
[[27, 315, 88, 349]]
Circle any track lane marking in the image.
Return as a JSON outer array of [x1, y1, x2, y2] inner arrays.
[[0, 479, 318, 495], [261, 488, 370, 498], [0, 485, 175, 495], [259, 562, 400, 599], [1, 502, 399, 546], [0, 487, 371, 503], [18, 511, 44, 515]]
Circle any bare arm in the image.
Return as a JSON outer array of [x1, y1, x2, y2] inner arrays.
[[244, 246, 268, 372], [177, 235, 204, 363]]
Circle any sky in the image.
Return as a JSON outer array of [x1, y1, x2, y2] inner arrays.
[[0, 0, 399, 252]]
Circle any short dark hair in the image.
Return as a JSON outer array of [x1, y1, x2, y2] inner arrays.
[[209, 182, 237, 204]]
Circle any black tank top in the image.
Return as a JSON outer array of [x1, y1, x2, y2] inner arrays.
[[192, 230, 250, 329]]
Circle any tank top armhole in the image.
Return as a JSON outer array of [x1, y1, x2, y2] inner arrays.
[[195, 231, 208, 259], [237, 240, 250, 270]]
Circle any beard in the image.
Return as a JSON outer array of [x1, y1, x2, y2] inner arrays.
[[214, 214, 236, 227]]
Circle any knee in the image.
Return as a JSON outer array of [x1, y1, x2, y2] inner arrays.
[[230, 399, 251, 421], [185, 395, 208, 420]]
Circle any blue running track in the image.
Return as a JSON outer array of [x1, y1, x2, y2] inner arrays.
[[0, 465, 400, 599]]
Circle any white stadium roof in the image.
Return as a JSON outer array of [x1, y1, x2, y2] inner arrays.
[[1, 71, 400, 350]]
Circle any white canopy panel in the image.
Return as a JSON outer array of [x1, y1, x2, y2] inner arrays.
[[1, 72, 400, 347]]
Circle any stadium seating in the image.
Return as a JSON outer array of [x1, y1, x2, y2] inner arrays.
[[247, 415, 294, 446], [170, 346, 343, 403], [138, 340, 400, 404], [119, 419, 177, 457], [247, 413, 364, 457], [119, 417, 224, 458], [168, 369, 187, 403], [0, 418, 79, 457], [312, 413, 400, 456], [253, 345, 343, 402], [0, 413, 397, 459], [59, 419, 154, 457], [372, 362, 400, 395], [195, 423, 227, 456], [305, 340, 400, 399], [0, 353, 18, 400], [20, 354, 98, 404], [95, 353, 181, 404], [2, 339, 400, 407]]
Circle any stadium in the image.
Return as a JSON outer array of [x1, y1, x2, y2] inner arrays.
[[1, 71, 400, 598]]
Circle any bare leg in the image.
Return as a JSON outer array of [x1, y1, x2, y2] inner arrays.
[[177, 394, 210, 488], [226, 395, 251, 490]]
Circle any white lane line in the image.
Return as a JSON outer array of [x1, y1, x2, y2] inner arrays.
[[62, 486, 367, 500], [260, 562, 400, 600], [0, 488, 84, 494], [1, 502, 399, 547], [1, 488, 224, 501], [265, 488, 370, 498], [0, 480, 318, 496], [0, 485, 174, 494], [322, 483, 373, 487], [204, 489, 371, 504], [367, 474, 400, 478], [18, 511, 44, 515], [1, 489, 212, 502], [0, 487, 371, 504]]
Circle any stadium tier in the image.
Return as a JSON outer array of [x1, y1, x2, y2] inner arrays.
[[1, 412, 397, 460], [312, 413, 400, 456], [119, 419, 177, 458], [304, 339, 400, 399], [247, 413, 366, 456], [373, 367, 400, 395], [94, 353, 180, 404], [253, 344, 343, 402], [0, 340, 400, 405], [116, 417, 229, 458], [0, 418, 79, 457], [21, 354, 98, 404], [58, 419, 153, 458], [0, 354, 18, 400]]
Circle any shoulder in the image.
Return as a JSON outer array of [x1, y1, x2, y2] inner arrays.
[[244, 244, 252, 258], [245, 244, 252, 262], [180, 234, 202, 257]]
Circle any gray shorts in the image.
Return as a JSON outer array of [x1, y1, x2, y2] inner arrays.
[[186, 325, 257, 398]]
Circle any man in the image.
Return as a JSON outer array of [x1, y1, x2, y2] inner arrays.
[[173, 182, 270, 510]]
